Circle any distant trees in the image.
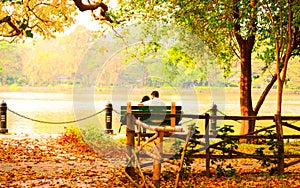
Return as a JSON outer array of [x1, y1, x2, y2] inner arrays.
[[22, 26, 93, 86], [0, 26, 93, 86], [0, 42, 23, 85]]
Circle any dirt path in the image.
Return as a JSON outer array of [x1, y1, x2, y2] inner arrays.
[[0, 134, 129, 187]]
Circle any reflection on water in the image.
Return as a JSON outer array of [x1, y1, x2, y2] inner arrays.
[[6, 99, 74, 134], [2, 92, 108, 134], [1, 90, 300, 134]]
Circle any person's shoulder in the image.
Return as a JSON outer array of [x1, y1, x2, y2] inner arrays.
[[142, 100, 151, 106], [150, 98, 165, 106], [159, 100, 166, 106]]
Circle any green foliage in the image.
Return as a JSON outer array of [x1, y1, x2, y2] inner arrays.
[[218, 125, 238, 155], [114, 22, 221, 88], [64, 124, 125, 158], [254, 129, 281, 175], [211, 125, 238, 177], [256, 46, 276, 73], [171, 125, 198, 178], [17, 77, 27, 86], [171, 124, 239, 178], [112, 1, 239, 76], [162, 169, 175, 181], [79, 123, 122, 151], [1, 0, 299, 92], [8, 83, 20, 91], [25, 30, 33, 38], [113, 1, 300, 125], [64, 125, 84, 143], [115, 0, 298, 77], [215, 163, 237, 178], [0, 42, 24, 85], [170, 138, 184, 154]]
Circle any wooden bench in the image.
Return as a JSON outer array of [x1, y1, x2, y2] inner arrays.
[[120, 102, 182, 134]]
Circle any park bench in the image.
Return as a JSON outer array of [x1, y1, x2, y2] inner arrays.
[[120, 102, 183, 136]]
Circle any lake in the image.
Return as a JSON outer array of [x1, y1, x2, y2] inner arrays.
[[1, 89, 300, 135]]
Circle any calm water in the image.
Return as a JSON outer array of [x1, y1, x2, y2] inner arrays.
[[1, 90, 300, 134]]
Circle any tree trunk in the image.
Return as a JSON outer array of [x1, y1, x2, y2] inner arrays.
[[233, 0, 256, 135], [276, 74, 284, 174], [239, 41, 255, 135]]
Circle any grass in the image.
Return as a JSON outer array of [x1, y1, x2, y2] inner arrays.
[[64, 124, 126, 158]]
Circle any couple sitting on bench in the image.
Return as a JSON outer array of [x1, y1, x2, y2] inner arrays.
[[139, 91, 165, 106], [138, 91, 165, 133], [120, 91, 182, 134]]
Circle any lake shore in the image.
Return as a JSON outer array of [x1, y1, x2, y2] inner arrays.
[[1, 85, 300, 94]]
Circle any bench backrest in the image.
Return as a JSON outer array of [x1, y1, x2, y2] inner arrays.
[[121, 102, 182, 127]]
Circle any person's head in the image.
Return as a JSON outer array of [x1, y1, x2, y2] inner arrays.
[[141, 95, 150, 103], [151, 91, 159, 99]]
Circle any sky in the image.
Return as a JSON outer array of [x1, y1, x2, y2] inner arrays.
[[63, 11, 101, 35], [75, 11, 102, 31], [68, 0, 118, 32]]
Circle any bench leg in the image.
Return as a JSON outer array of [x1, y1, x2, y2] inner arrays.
[[126, 128, 135, 177], [153, 131, 164, 188]]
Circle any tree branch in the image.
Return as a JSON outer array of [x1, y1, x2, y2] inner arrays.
[[232, 1, 243, 47], [0, 16, 21, 37], [73, 0, 114, 23], [73, 0, 104, 11], [292, 27, 299, 53], [281, 2, 293, 82], [27, 5, 51, 23], [254, 74, 277, 115]]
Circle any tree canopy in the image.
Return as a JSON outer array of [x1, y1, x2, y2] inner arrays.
[[0, 0, 113, 42], [109, 0, 299, 134]]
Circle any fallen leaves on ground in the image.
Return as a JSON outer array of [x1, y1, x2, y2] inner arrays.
[[160, 164, 300, 188], [0, 135, 129, 187], [1, 135, 300, 187]]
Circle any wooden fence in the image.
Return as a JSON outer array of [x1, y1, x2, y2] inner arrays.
[[179, 114, 300, 176], [125, 112, 300, 187]]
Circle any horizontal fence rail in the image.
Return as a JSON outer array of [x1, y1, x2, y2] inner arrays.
[[129, 112, 300, 121]]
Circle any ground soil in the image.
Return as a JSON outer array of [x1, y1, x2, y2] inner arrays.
[[1, 134, 300, 187]]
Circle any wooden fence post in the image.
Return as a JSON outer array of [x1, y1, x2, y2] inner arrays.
[[205, 113, 210, 177], [104, 102, 113, 134], [274, 114, 284, 174], [153, 131, 164, 188], [171, 102, 176, 127], [0, 101, 8, 134], [126, 102, 135, 177], [210, 104, 217, 135]]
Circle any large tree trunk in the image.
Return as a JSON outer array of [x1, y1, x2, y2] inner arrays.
[[233, 0, 256, 135], [239, 41, 255, 135]]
